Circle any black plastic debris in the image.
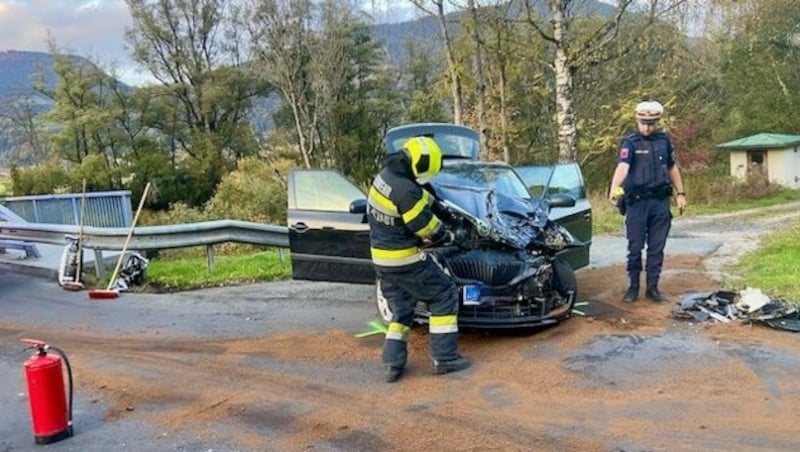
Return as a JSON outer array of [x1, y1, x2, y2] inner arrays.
[[110, 252, 149, 292], [674, 289, 799, 332]]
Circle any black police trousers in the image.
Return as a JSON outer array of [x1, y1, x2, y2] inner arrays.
[[625, 197, 672, 288], [377, 257, 460, 369]]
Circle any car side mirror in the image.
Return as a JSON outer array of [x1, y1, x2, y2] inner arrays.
[[349, 198, 367, 214], [548, 193, 576, 208]]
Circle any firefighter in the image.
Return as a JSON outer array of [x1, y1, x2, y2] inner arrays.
[[609, 101, 687, 303], [368, 136, 470, 383]]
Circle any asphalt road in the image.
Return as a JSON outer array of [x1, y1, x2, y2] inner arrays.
[[0, 233, 722, 451], [2, 217, 799, 451]]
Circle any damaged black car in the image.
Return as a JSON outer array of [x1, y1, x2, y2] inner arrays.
[[286, 123, 592, 329]]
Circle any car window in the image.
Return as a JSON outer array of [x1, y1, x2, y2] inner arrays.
[[385, 125, 480, 159], [292, 170, 365, 211], [516, 163, 586, 199], [389, 134, 478, 159], [435, 165, 531, 199]]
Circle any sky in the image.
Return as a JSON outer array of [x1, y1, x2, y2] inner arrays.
[[0, 0, 417, 87], [0, 0, 155, 85]]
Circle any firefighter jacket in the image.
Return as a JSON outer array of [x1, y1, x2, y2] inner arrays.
[[367, 153, 447, 270]]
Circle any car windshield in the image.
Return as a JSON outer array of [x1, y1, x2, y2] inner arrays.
[[433, 164, 532, 199]]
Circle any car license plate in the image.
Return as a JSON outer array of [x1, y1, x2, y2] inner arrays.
[[462, 285, 481, 306]]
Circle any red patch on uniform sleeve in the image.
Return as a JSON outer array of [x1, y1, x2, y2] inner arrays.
[[619, 147, 629, 159]]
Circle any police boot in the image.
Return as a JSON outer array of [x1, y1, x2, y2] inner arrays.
[[623, 275, 639, 303], [433, 355, 471, 375], [645, 286, 666, 303], [385, 366, 404, 383], [623, 286, 639, 303]]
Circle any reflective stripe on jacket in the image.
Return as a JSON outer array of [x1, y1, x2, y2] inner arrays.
[[368, 155, 445, 269]]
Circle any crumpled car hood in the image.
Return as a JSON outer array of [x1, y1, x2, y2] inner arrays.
[[433, 183, 552, 250]]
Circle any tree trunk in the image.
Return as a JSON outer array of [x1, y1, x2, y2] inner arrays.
[[550, 3, 578, 163], [433, 1, 463, 124], [468, 0, 489, 159], [553, 51, 578, 163], [499, 64, 510, 163]]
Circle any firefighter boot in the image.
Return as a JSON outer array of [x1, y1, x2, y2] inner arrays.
[[623, 275, 639, 303], [385, 366, 404, 383], [433, 355, 471, 375]]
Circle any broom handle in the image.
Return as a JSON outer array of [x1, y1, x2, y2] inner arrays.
[[106, 182, 151, 291], [75, 179, 86, 281]]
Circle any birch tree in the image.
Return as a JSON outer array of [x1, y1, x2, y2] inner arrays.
[[246, 0, 347, 168], [409, 0, 465, 124], [524, 0, 687, 162]]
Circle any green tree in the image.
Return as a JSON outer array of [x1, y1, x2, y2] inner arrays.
[[125, 0, 268, 206], [402, 40, 448, 124], [247, 0, 398, 185], [718, 0, 800, 137]]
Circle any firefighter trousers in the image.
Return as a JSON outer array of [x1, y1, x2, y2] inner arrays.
[[377, 257, 460, 369]]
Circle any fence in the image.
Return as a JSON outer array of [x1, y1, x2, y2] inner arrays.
[[1, 191, 133, 227], [0, 204, 40, 258]]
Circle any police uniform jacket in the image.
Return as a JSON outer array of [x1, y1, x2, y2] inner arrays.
[[618, 131, 675, 198]]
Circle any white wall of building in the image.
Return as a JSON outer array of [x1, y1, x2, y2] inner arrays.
[[729, 151, 748, 180], [789, 146, 800, 189], [729, 147, 800, 188]]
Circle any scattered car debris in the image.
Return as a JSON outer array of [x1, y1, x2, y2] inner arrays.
[[110, 252, 149, 292], [674, 288, 800, 332]]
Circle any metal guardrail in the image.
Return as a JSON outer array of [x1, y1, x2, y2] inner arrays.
[[0, 220, 290, 250], [0, 219, 290, 278]]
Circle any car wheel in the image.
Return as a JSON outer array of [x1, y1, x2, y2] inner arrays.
[[375, 278, 394, 324], [375, 278, 429, 325], [552, 258, 578, 317]]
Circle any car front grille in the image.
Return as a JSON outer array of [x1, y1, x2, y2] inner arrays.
[[443, 250, 528, 286]]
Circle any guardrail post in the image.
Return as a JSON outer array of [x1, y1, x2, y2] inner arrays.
[[93, 249, 106, 280], [32, 199, 40, 222], [70, 197, 79, 225], [206, 244, 215, 272]]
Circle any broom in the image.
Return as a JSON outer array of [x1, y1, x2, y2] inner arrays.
[[63, 179, 87, 291], [88, 182, 151, 300]]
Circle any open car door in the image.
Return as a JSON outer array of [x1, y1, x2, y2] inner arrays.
[[514, 163, 592, 270], [287, 169, 374, 284]]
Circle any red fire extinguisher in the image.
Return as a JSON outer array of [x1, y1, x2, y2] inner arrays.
[[21, 338, 74, 445]]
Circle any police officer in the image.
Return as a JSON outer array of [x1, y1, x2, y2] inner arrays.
[[609, 101, 687, 303], [368, 136, 470, 383]]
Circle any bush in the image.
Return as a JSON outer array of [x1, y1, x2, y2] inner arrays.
[[10, 162, 71, 195], [140, 202, 211, 226], [139, 156, 297, 259], [205, 156, 294, 224], [684, 169, 782, 206]]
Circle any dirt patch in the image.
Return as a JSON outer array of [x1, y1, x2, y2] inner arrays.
[[5, 247, 799, 451]]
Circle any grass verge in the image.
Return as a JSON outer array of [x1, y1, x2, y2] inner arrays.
[[142, 249, 291, 292], [590, 189, 800, 235], [728, 220, 800, 300]]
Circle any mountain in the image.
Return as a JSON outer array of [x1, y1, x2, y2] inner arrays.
[[1, 50, 78, 101], [369, 0, 616, 63]]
